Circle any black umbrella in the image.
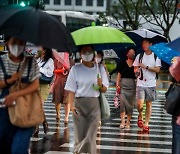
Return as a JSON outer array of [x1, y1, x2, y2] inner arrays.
[[0, 5, 76, 52], [125, 29, 168, 50], [125, 29, 169, 70]]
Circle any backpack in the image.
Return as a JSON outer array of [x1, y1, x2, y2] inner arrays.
[[139, 52, 158, 80]]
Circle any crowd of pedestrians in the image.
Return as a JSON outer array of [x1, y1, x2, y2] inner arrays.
[[0, 36, 179, 154]]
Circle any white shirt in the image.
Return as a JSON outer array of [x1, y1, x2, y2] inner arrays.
[[37, 58, 54, 77], [65, 63, 109, 98], [133, 52, 161, 87]]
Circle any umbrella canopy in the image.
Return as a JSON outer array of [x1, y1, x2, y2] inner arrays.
[[103, 49, 119, 59], [71, 26, 134, 51], [52, 50, 70, 69], [125, 29, 168, 50], [150, 37, 180, 65], [0, 5, 76, 52]]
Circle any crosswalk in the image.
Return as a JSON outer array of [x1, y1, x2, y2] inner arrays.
[[30, 88, 172, 154]]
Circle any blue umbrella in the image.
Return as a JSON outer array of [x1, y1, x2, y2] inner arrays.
[[150, 38, 180, 65]]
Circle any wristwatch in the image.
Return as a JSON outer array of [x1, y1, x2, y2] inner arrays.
[[146, 66, 149, 70]]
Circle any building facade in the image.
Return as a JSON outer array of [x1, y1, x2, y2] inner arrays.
[[44, 0, 108, 15]]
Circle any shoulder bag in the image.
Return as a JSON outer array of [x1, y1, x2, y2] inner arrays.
[[8, 58, 44, 128], [164, 82, 180, 116], [98, 64, 110, 120]]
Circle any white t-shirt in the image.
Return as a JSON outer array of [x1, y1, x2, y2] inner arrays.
[[133, 52, 161, 87], [37, 58, 54, 77], [65, 63, 109, 98]]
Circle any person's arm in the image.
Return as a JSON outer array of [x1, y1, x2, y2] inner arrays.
[[139, 63, 160, 73], [4, 79, 39, 107], [98, 65, 109, 93], [116, 72, 121, 88], [66, 91, 78, 115], [0, 72, 20, 89], [97, 78, 107, 93]]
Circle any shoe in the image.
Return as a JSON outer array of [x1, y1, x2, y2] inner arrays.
[[143, 126, 150, 133], [56, 117, 60, 122], [120, 124, 125, 129], [137, 115, 144, 129], [43, 121, 49, 134], [64, 121, 68, 124], [125, 121, 130, 129]]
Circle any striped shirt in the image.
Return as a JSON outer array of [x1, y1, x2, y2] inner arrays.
[[0, 54, 40, 83]]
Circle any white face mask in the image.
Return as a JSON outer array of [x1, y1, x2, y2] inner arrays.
[[95, 57, 102, 64], [81, 53, 94, 62], [9, 45, 24, 57]]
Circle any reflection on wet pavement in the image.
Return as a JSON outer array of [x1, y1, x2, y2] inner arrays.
[[30, 88, 172, 154]]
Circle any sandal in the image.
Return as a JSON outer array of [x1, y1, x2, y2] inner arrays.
[[125, 121, 131, 129], [137, 115, 144, 128], [64, 121, 68, 124], [143, 126, 150, 132], [120, 124, 125, 129]]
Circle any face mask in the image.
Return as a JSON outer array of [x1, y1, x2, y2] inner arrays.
[[81, 53, 94, 62], [9, 45, 24, 57], [128, 54, 135, 60], [95, 57, 102, 64]]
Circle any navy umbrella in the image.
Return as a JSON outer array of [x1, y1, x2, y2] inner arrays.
[[0, 5, 76, 52], [125, 29, 169, 70], [150, 38, 180, 65], [125, 29, 168, 50]]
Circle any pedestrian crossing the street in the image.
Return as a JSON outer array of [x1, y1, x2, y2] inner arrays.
[[30, 88, 172, 154]]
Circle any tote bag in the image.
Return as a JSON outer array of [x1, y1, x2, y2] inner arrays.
[[8, 59, 44, 128], [98, 64, 110, 120]]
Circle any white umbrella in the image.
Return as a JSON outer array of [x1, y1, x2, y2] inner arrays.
[[103, 49, 119, 59], [128, 29, 166, 39]]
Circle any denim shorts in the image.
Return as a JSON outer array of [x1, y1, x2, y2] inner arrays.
[[136, 86, 156, 102]]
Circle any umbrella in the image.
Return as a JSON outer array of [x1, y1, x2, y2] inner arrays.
[[0, 5, 75, 52], [103, 49, 119, 59], [125, 29, 168, 50], [150, 37, 180, 65], [52, 50, 70, 69], [71, 26, 134, 51]]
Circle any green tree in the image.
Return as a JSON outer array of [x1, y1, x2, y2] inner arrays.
[[111, 0, 148, 30], [143, 0, 179, 41], [110, 0, 179, 40]]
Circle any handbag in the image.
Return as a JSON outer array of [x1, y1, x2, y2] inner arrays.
[[98, 64, 110, 119], [164, 83, 180, 116], [8, 58, 44, 128], [39, 61, 53, 84], [99, 92, 110, 119], [40, 73, 53, 84]]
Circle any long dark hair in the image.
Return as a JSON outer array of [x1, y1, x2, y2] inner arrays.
[[42, 47, 53, 62]]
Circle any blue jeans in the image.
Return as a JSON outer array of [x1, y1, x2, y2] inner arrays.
[[172, 117, 180, 154], [0, 108, 34, 154]]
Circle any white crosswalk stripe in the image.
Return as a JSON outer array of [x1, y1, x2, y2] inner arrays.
[[30, 89, 172, 154]]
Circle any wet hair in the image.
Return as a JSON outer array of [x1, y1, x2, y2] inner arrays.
[[42, 47, 53, 62], [78, 45, 94, 52], [142, 38, 153, 44]]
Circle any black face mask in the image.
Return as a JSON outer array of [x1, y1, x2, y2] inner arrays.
[[128, 54, 135, 60]]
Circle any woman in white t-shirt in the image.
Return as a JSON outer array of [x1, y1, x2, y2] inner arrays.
[[34, 47, 54, 137], [65, 45, 109, 154]]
